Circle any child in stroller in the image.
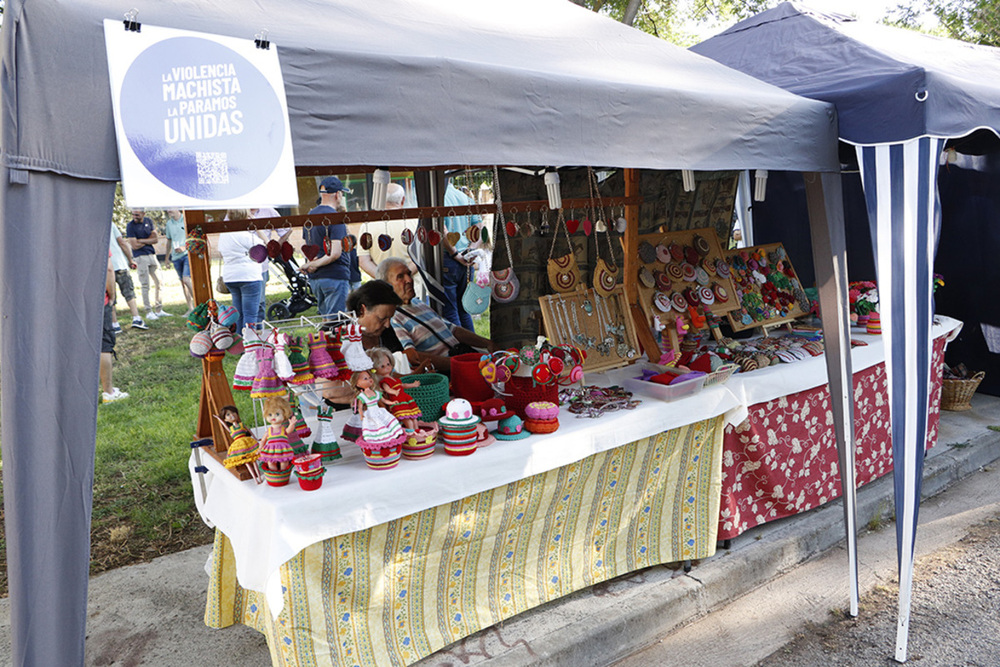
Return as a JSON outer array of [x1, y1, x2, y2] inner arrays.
[[266, 252, 317, 321]]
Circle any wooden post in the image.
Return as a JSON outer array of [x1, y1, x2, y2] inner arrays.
[[186, 211, 248, 479], [623, 169, 661, 363]]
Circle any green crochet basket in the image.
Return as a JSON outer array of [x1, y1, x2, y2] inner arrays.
[[401, 372, 450, 421]]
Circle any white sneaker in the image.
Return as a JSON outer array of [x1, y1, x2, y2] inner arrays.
[[146, 311, 159, 321], [101, 388, 129, 403], [154, 309, 172, 317]]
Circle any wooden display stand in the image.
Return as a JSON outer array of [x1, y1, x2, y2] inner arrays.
[[723, 242, 808, 334], [539, 286, 640, 374], [630, 227, 739, 358], [186, 211, 251, 480]]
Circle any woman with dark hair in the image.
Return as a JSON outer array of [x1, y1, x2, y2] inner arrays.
[[323, 280, 406, 409], [345, 280, 403, 352]]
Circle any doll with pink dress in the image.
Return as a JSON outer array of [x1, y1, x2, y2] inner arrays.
[[257, 395, 298, 484]]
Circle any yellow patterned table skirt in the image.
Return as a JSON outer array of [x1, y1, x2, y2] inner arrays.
[[205, 415, 725, 666]]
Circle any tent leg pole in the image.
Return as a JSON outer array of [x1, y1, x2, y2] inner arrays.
[[804, 170, 859, 617]]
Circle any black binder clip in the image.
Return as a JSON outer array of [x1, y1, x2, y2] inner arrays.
[[254, 29, 270, 50], [123, 8, 141, 33]]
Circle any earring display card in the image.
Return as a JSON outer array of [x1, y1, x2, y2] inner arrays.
[[632, 227, 739, 334], [723, 243, 810, 332], [539, 286, 640, 374]]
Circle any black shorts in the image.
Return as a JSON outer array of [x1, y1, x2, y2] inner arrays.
[[102, 303, 116, 354]]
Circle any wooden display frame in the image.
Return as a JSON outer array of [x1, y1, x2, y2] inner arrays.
[[631, 227, 739, 350], [539, 286, 640, 374], [723, 242, 809, 332]]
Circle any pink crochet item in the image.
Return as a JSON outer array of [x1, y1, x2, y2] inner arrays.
[[524, 401, 560, 421], [250, 343, 285, 398], [307, 331, 338, 379]]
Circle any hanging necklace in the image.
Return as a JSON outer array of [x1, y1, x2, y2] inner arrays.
[[594, 295, 609, 356], [569, 299, 593, 349], [610, 295, 637, 359]]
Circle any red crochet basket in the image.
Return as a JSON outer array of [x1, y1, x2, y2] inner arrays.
[[450, 352, 495, 403], [504, 375, 559, 420]]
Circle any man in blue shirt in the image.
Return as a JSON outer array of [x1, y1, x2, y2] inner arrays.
[[441, 181, 481, 329], [126, 208, 169, 320], [300, 176, 356, 317]]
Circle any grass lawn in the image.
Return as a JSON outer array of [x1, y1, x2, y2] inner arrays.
[[0, 264, 489, 597]]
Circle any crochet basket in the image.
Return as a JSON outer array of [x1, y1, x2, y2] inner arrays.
[[941, 371, 985, 412], [505, 375, 559, 420], [450, 352, 495, 403], [401, 373, 450, 421]]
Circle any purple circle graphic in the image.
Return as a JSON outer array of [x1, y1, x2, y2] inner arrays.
[[120, 37, 285, 200]]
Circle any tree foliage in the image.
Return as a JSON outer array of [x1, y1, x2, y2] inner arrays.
[[571, 0, 779, 44], [929, 0, 999, 46]]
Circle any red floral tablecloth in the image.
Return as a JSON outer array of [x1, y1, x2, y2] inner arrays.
[[718, 336, 946, 540]]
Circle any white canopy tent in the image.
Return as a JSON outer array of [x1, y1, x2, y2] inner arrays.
[[0, 0, 849, 663]]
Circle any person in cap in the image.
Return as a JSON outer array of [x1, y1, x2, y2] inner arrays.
[[300, 176, 356, 317]]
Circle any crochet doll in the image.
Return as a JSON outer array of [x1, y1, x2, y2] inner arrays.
[[367, 346, 422, 432], [257, 395, 298, 473], [215, 405, 262, 484], [351, 368, 408, 453]]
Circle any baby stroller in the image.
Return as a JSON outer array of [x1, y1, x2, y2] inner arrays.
[[265, 253, 317, 321]]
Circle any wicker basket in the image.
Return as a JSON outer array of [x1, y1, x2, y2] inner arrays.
[[401, 372, 450, 421], [941, 371, 985, 411]]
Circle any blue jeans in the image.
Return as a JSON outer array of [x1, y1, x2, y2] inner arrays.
[[227, 280, 264, 333], [441, 254, 474, 330], [171, 255, 190, 279], [309, 276, 349, 317]]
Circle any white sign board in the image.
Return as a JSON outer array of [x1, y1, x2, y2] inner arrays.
[[104, 21, 297, 209]]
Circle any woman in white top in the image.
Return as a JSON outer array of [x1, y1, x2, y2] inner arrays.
[[218, 209, 264, 332]]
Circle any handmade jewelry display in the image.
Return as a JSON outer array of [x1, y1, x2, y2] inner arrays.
[[722, 243, 810, 332], [633, 227, 739, 355], [538, 285, 639, 373]]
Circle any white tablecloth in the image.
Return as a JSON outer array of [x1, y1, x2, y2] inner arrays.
[[190, 314, 962, 616], [191, 377, 743, 614]]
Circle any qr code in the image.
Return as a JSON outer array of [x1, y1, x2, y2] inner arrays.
[[196, 151, 229, 185]]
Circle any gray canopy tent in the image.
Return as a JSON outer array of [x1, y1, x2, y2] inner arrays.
[[0, 0, 849, 663]]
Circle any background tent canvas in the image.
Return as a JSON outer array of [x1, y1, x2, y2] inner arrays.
[[0, 0, 844, 664], [693, 3, 1000, 660]]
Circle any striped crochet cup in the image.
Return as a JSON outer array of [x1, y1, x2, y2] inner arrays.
[[440, 423, 479, 456], [360, 443, 403, 470], [402, 430, 437, 460], [261, 466, 292, 487]]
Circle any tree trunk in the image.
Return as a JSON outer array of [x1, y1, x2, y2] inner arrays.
[[622, 0, 642, 25]]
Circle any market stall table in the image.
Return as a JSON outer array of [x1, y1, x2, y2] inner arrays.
[[717, 315, 961, 540], [193, 382, 742, 666]]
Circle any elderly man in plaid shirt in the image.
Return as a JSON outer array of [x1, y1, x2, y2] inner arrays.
[[378, 257, 496, 375]]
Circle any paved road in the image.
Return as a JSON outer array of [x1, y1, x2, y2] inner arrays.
[[758, 510, 1000, 667], [614, 458, 1000, 667]]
